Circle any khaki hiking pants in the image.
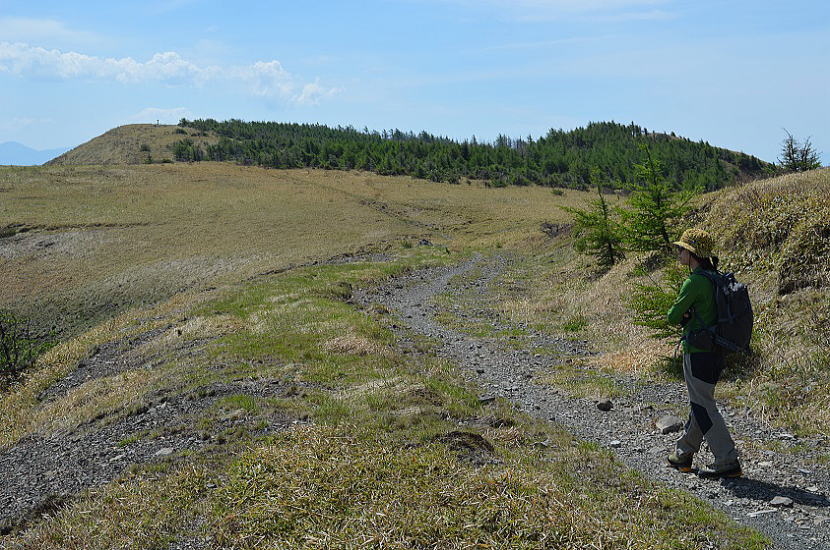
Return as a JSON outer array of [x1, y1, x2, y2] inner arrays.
[[675, 352, 739, 466]]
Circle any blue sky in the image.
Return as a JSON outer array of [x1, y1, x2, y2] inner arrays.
[[1, 0, 828, 163]]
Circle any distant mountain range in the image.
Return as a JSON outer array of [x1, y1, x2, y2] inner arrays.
[[0, 142, 71, 166]]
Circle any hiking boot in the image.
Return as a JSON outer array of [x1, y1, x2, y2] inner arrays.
[[667, 452, 694, 473], [698, 460, 742, 479]]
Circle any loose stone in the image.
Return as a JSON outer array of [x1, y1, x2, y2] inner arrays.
[[656, 415, 684, 434], [770, 496, 794, 507]]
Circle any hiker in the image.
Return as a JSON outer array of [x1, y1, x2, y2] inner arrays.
[[665, 229, 742, 478]]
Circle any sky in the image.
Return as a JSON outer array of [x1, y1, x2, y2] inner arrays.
[[1, 0, 828, 163]]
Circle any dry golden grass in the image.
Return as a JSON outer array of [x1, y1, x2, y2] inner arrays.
[[46, 124, 219, 165], [323, 334, 392, 357], [0, 163, 592, 337]]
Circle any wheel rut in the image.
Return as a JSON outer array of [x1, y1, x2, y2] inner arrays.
[[356, 253, 830, 550]]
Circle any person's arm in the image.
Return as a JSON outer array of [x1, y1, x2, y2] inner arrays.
[[667, 276, 699, 325]]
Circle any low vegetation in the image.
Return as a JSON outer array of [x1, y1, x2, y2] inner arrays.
[[1, 248, 765, 549]]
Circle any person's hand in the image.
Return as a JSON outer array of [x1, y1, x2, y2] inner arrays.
[[681, 311, 691, 327]]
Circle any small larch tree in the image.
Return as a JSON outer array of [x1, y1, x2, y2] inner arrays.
[[619, 144, 694, 254], [561, 169, 625, 269], [0, 310, 50, 389], [778, 130, 822, 173]]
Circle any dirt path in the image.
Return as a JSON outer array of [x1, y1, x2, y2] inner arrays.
[[356, 253, 830, 550]]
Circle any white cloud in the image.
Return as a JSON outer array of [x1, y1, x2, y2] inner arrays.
[[127, 107, 194, 124], [0, 17, 99, 45], [0, 42, 339, 105], [295, 80, 342, 105], [239, 60, 294, 98], [0, 42, 209, 83]]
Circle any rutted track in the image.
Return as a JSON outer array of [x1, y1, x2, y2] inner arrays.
[[356, 253, 830, 550]]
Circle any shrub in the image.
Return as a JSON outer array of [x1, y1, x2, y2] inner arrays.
[[0, 310, 49, 389], [561, 172, 625, 269]]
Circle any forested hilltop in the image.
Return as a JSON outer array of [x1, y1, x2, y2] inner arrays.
[[174, 119, 769, 190]]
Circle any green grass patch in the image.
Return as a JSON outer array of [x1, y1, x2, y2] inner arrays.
[[561, 316, 588, 332], [541, 362, 626, 399], [216, 394, 260, 414]]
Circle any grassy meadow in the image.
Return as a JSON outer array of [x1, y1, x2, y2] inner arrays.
[[0, 161, 771, 548], [0, 162, 596, 338], [1, 249, 763, 549]]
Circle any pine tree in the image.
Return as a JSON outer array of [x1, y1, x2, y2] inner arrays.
[[627, 262, 687, 339], [778, 130, 822, 172], [561, 169, 625, 269], [619, 144, 693, 253]]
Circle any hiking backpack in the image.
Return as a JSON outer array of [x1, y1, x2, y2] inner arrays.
[[696, 270, 754, 353]]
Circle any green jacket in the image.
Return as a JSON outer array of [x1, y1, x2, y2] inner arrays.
[[667, 267, 717, 353]]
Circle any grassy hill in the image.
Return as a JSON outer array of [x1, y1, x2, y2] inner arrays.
[[46, 124, 220, 165], [0, 163, 768, 549]]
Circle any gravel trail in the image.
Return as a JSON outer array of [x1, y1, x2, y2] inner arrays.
[[356, 253, 830, 550], [0, 331, 298, 537]]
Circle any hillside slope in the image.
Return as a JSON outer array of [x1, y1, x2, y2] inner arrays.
[[501, 167, 830, 434], [0, 164, 769, 549], [46, 124, 219, 165]]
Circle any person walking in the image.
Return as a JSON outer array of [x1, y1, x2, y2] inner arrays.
[[665, 229, 742, 478]]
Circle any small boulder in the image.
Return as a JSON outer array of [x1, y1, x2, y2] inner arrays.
[[596, 399, 613, 412], [656, 415, 684, 434], [154, 447, 174, 457], [609, 440, 622, 448], [223, 408, 247, 421], [770, 496, 794, 507]]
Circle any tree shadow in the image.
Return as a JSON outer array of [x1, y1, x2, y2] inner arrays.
[[719, 476, 829, 508], [721, 348, 763, 382], [654, 353, 684, 381]]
